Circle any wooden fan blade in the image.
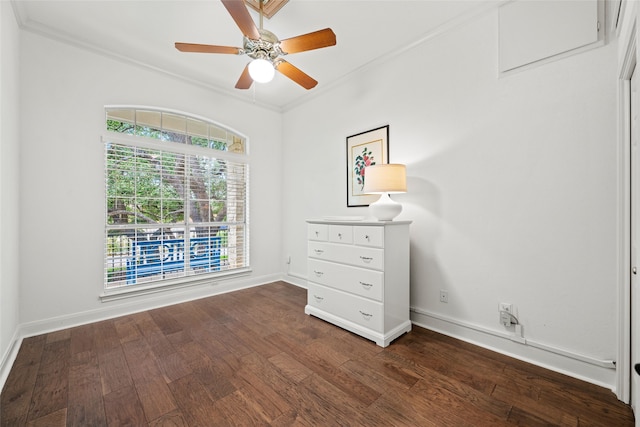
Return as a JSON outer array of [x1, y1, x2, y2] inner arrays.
[[221, 0, 260, 40], [279, 28, 336, 54], [235, 64, 253, 89], [175, 42, 241, 55], [275, 60, 317, 90]]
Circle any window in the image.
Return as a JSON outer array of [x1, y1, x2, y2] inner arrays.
[[104, 108, 249, 291]]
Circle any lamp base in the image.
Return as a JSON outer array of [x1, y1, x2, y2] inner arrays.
[[369, 193, 402, 221]]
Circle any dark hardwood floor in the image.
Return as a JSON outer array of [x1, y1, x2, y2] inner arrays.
[[1, 281, 634, 426]]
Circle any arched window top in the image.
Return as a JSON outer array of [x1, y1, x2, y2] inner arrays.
[[106, 107, 246, 154]]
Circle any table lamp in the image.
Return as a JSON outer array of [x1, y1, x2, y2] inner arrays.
[[363, 164, 407, 221]]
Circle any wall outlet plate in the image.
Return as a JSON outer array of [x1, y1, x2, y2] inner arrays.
[[439, 290, 448, 303], [499, 303, 512, 313], [499, 303, 513, 326]]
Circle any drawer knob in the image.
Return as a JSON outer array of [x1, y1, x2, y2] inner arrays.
[[338, 233, 342, 239], [365, 235, 370, 241], [314, 249, 324, 255], [313, 270, 324, 277], [359, 281, 373, 288], [359, 256, 373, 263], [313, 295, 324, 302], [315, 231, 319, 237], [359, 310, 373, 320]]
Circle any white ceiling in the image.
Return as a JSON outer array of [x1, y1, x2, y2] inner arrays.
[[12, 0, 497, 111]]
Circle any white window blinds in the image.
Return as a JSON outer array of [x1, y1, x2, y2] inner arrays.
[[104, 108, 249, 290]]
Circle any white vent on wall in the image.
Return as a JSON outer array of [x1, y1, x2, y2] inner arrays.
[[499, 0, 601, 73]]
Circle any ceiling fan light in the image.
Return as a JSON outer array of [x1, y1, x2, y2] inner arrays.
[[248, 58, 275, 83]]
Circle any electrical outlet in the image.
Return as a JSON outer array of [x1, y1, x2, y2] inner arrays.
[[499, 303, 513, 326], [439, 290, 448, 303], [499, 303, 512, 313]]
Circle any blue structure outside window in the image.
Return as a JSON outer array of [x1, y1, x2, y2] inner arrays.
[[126, 237, 221, 284]]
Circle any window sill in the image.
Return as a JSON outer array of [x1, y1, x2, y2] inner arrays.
[[99, 268, 252, 302]]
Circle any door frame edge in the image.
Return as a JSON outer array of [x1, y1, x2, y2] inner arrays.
[[617, 13, 637, 404]]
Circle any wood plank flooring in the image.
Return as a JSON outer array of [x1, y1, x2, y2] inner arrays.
[[1, 281, 634, 426]]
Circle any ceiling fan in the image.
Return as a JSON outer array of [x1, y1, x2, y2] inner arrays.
[[175, 0, 336, 90]]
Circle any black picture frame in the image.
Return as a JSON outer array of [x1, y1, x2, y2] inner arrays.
[[346, 125, 389, 207]]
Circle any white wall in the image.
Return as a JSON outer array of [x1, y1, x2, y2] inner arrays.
[[17, 31, 283, 329], [0, 1, 22, 384], [282, 9, 620, 388]]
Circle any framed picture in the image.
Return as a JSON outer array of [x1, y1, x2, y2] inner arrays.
[[346, 125, 389, 207]]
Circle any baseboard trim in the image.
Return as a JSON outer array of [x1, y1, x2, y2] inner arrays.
[[411, 306, 617, 391], [1, 279, 618, 394], [279, 278, 616, 391], [20, 273, 283, 338], [282, 272, 307, 289], [0, 273, 282, 391], [0, 329, 22, 392]]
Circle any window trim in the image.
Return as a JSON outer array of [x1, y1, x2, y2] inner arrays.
[[99, 267, 252, 302], [102, 107, 250, 298]]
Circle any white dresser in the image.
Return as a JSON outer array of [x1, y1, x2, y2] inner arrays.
[[305, 219, 412, 347]]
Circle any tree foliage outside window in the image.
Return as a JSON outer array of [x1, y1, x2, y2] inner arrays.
[[104, 108, 248, 289]]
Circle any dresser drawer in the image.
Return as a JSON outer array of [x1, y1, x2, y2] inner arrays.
[[328, 225, 353, 244], [308, 224, 328, 241], [308, 241, 384, 270], [307, 283, 383, 332], [354, 226, 384, 248], [308, 258, 383, 301]]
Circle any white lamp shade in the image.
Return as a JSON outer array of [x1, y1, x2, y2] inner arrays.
[[248, 58, 275, 83], [362, 164, 407, 221], [362, 164, 407, 194]]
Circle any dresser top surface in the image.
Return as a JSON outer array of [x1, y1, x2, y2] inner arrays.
[[307, 218, 412, 226]]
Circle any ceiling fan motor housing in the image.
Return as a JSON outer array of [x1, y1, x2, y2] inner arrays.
[[243, 29, 284, 62]]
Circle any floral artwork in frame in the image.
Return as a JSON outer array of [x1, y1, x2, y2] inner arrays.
[[346, 125, 389, 207]]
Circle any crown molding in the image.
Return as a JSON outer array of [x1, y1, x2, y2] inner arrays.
[[10, 0, 508, 114], [10, 0, 284, 113]]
